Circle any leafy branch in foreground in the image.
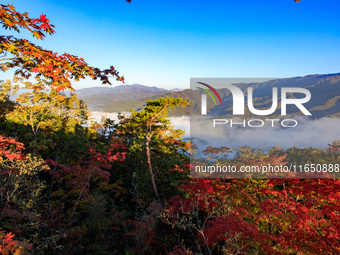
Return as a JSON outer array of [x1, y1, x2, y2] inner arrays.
[[0, 4, 124, 91]]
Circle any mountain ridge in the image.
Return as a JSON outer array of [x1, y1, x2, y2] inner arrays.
[[76, 83, 182, 96], [78, 73, 340, 119]]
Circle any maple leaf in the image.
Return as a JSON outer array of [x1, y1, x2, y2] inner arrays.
[[31, 67, 39, 73], [117, 76, 125, 83], [39, 14, 48, 23], [40, 23, 50, 29], [4, 232, 15, 242], [7, 154, 18, 159]]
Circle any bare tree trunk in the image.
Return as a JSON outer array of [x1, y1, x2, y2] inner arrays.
[[143, 103, 169, 200], [30, 109, 40, 155], [145, 128, 159, 200]]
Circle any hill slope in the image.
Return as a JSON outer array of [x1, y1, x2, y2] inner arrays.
[[80, 73, 340, 118]]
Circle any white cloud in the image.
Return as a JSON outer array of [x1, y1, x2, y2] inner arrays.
[[89, 112, 190, 138], [190, 116, 340, 152], [89, 111, 130, 123], [90, 112, 339, 153]]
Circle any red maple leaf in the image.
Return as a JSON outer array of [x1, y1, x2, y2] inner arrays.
[[39, 14, 48, 23]]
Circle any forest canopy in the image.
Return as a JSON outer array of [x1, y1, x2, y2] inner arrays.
[[1, 3, 340, 255]]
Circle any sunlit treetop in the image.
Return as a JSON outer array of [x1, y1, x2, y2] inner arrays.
[[0, 4, 124, 91]]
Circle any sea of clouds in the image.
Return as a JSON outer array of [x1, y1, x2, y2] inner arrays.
[[90, 112, 339, 151], [191, 116, 340, 152], [89, 111, 190, 136]]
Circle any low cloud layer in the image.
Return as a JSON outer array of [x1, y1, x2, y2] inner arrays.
[[191, 116, 340, 152], [168, 116, 190, 137], [89, 112, 190, 137], [89, 111, 131, 123], [90, 112, 339, 152]]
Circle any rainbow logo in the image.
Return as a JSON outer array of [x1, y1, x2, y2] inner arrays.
[[197, 82, 222, 115], [197, 82, 222, 106]]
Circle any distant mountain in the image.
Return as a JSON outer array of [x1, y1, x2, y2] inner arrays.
[[169, 88, 184, 92], [76, 84, 168, 96], [80, 73, 340, 119], [75, 84, 173, 108], [90, 89, 197, 116], [223, 73, 340, 118]]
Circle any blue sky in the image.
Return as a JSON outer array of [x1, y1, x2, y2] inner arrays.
[[3, 0, 340, 89]]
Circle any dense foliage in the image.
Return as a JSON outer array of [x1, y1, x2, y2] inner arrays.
[[1, 4, 339, 255]]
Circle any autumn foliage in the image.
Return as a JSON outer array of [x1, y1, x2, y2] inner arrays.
[[0, 3, 339, 255], [0, 4, 124, 91], [162, 176, 340, 254]]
